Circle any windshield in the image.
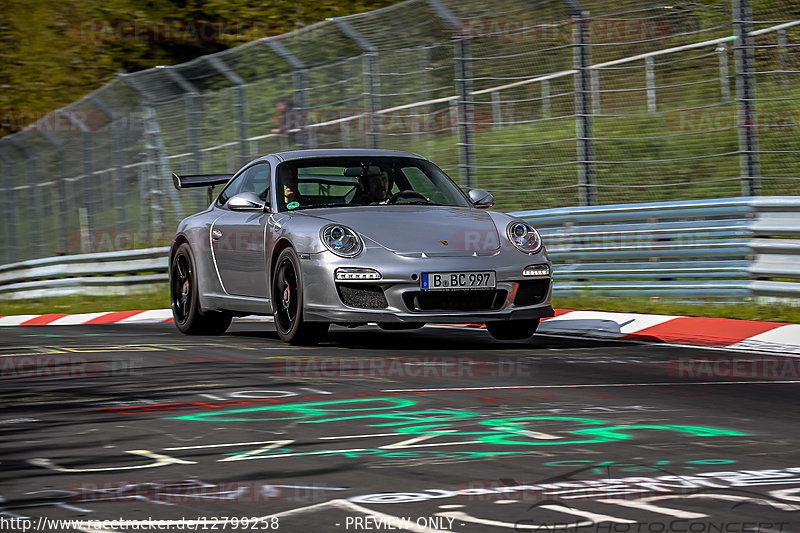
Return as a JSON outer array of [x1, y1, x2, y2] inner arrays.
[[276, 156, 471, 212]]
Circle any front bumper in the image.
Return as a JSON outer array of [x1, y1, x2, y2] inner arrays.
[[299, 245, 554, 324]]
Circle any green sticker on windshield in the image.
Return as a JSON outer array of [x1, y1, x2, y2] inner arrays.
[[287, 201, 300, 210]]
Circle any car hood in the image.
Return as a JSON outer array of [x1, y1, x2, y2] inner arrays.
[[303, 205, 501, 255]]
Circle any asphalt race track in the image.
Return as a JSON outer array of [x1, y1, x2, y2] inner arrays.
[[1, 322, 799, 532]]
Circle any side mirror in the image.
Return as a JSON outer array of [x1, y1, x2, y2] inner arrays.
[[468, 188, 495, 209], [227, 192, 267, 211]]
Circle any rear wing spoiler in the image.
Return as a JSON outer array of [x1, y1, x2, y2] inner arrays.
[[172, 173, 231, 190], [172, 173, 232, 204]]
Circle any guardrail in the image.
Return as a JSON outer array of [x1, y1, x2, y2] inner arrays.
[[515, 196, 800, 303], [1, 197, 800, 303], [0, 247, 169, 300]]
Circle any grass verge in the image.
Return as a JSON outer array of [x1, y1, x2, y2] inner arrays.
[[0, 289, 170, 317], [1, 289, 798, 324]]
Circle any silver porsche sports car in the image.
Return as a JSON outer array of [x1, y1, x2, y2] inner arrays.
[[169, 149, 553, 344]]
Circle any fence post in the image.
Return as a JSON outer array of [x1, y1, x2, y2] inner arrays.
[[161, 64, 206, 209], [541, 79, 551, 117], [187, 93, 204, 206], [334, 18, 380, 149], [492, 91, 502, 129], [8, 138, 43, 259], [778, 29, 789, 89], [590, 69, 601, 115], [563, 0, 596, 206], [718, 42, 731, 101], [420, 45, 435, 153], [733, 0, 760, 196], [427, 0, 476, 188], [645, 56, 657, 113], [267, 40, 309, 149], [162, 69, 205, 208], [121, 73, 182, 231], [0, 146, 17, 263], [73, 129, 96, 251], [207, 57, 249, 166], [34, 123, 69, 255], [90, 95, 127, 234]]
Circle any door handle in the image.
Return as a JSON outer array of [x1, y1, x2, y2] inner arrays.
[[211, 229, 222, 240]]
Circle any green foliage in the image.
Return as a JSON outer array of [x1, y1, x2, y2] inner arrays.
[[0, 289, 170, 316], [0, 0, 397, 132]]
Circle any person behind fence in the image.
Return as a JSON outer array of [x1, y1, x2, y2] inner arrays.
[[271, 98, 295, 134], [353, 170, 392, 205]]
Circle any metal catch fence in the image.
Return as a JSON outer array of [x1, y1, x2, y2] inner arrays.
[[0, 0, 798, 265]]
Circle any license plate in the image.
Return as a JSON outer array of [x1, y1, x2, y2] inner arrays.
[[421, 271, 496, 290]]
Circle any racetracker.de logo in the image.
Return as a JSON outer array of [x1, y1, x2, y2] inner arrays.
[[665, 109, 800, 133], [457, 17, 674, 44], [669, 356, 800, 379], [67, 20, 284, 43], [0, 355, 107, 380], [276, 356, 530, 379], [0, 109, 106, 134], [70, 479, 284, 504], [278, 108, 491, 135]]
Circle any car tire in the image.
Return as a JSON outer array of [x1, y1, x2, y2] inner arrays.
[[171, 243, 232, 335], [272, 247, 329, 345], [486, 319, 540, 341]]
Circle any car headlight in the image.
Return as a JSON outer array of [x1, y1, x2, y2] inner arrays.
[[506, 221, 542, 253], [321, 225, 363, 257]]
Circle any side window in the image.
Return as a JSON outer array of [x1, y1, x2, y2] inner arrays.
[[217, 163, 271, 207], [237, 163, 271, 200], [216, 174, 243, 207]]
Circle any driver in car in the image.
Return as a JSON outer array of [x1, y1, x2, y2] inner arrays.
[[366, 171, 391, 204], [353, 171, 391, 205]]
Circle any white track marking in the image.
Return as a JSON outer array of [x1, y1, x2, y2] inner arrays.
[[29, 450, 196, 472], [640, 493, 800, 512], [165, 440, 294, 451], [597, 498, 708, 518], [218, 440, 295, 462]]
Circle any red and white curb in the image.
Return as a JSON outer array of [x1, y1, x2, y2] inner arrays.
[[1, 308, 799, 354], [0, 309, 175, 326]]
